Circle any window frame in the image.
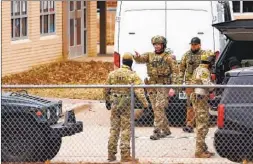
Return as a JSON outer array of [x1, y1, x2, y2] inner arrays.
[[40, 1, 56, 36], [233, 1, 253, 14], [11, 1, 28, 41]]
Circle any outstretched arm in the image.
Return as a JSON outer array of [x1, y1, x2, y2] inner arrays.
[[133, 51, 149, 64]]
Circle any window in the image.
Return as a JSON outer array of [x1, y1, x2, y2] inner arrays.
[[11, 1, 28, 40], [232, 1, 253, 13], [243, 1, 253, 12], [232, 1, 240, 13], [222, 77, 253, 103], [40, 1, 55, 35]]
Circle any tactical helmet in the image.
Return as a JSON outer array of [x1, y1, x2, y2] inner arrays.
[[151, 35, 167, 45], [201, 50, 215, 62], [122, 52, 133, 60]]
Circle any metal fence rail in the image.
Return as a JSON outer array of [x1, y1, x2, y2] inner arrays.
[[1, 85, 253, 164]]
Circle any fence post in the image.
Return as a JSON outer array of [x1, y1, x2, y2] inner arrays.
[[130, 84, 136, 160]]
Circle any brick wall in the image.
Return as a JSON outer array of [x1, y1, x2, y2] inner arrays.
[[87, 1, 97, 57], [2, 1, 63, 76]]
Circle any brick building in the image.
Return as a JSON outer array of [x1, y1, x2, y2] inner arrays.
[[232, 1, 253, 19], [2, 1, 99, 76], [2, 1, 252, 76]]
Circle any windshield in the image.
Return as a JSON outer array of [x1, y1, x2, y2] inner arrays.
[[221, 76, 253, 104]]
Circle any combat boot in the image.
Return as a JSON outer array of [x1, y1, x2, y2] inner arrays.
[[195, 152, 212, 158], [108, 154, 116, 162], [150, 129, 161, 140], [160, 130, 172, 138], [120, 156, 139, 163], [183, 126, 194, 133], [205, 151, 215, 156]]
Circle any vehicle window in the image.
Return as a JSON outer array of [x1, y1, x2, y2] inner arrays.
[[221, 41, 253, 73], [221, 76, 253, 103]]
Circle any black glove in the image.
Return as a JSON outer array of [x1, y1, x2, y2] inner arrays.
[[105, 100, 111, 110]]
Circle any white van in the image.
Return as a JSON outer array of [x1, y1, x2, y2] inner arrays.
[[113, 1, 234, 82]]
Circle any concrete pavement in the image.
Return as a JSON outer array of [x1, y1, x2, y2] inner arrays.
[[48, 101, 238, 164]]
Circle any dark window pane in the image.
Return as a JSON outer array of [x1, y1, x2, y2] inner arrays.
[[232, 1, 240, 13], [49, 1, 54, 12], [43, 1, 48, 12], [15, 18, 20, 37], [70, 1, 74, 11], [50, 14, 55, 33], [21, 1, 27, 15], [40, 16, 43, 34], [70, 19, 74, 46], [44, 15, 48, 33], [21, 18, 27, 36], [76, 18, 81, 45], [76, 1, 81, 10], [84, 30, 86, 54], [83, 9, 86, 28], [11, 1, 13, 16], [243, 1, 253, 12], [14, 1, 20, 16], [11, 19, 13, 38], [84, 1, 86, 7]]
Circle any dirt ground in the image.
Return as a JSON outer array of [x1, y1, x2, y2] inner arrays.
[[2, 61, 114, 100]]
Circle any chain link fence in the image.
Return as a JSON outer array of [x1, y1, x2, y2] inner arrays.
[[1, 84, 253, 164]]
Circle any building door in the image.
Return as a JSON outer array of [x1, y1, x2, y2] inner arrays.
[[68, 1, 87, 58]]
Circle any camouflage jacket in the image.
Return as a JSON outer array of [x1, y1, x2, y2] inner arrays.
[[179, 50, 205, 84], [191, 64, 214, 95], [133, 51, 178, 84], [104, 65, 148, 107]]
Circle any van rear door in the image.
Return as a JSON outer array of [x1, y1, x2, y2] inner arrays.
[[212, 19, 253, 41], [166, 8, 214, 60]]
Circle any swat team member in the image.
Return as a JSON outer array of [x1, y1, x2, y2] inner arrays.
[[104, 53, 149, 162], [179, 37, 205, 133], [228, 56, 242, 70], [190, 51, 215, 158], [133, 35, 178, 140]]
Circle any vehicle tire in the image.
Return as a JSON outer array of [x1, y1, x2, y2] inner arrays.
[[135, 107, 154, 127], [1, 113, 62, 162], [167, 96, 187, 127], [226, 156, 243, 163], [33, 136, 62, 162]]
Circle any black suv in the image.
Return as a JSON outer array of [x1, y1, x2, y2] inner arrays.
[[1, 91, 83, 162], [214, 67, 253, 163], [212, 19, 253, 84]]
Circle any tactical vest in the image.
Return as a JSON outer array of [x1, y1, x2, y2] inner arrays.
[[146, 52, 171, 84], [109, 67, 133, 94], [186, 51, 202, 74]]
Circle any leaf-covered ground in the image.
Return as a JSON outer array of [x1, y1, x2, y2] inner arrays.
[[2, 61, 114, 100]]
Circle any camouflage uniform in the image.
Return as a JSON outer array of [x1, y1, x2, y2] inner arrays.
[[179, 49, 205, 130], [190, 51, 215, 158], [133, 35, 178, 140], [105, 53, 148, 162]]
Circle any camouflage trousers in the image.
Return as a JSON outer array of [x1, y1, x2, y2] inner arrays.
[[192, 94, 209, 155], [108, 96, 131, 158], [148, 88, 170, 133], [186, 93, 195, 128]]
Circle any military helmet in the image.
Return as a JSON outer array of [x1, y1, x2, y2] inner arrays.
[[122, 52, 133, 60], [201, 50, 215, 62], [151, 35, 167, 45]]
